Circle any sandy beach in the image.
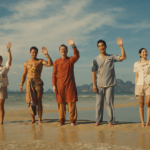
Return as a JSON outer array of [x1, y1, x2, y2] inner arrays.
[[0, 101, 150, 150]]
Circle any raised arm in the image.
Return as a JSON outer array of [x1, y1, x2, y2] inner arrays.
[[116, 37, 126, 61], [41, 47, 53, 67], [20, 62, 28, 93], [67, 38, 80, 63], [6, 42, 12, 66]]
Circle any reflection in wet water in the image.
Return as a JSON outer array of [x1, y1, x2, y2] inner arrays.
[[138, 133, 150, 150], [1, 124, 150, 149], [0, 126, 5, 141], [96, 130, 150, 150], [30, 125, 44, 140], [97, 130, 116, 147], [57, 128, 79, 143], [57, 128, 67, 143], [68, 130, 78, 142]]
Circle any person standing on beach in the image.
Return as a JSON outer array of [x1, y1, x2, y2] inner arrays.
[[52, 38, 80, 127], [0, 42, 12, 125], [92, 37, 126, 127], [134, 48, 150, 127], [20, 46, 53, 124]]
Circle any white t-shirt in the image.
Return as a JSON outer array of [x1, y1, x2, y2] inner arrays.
[[0, 61, 11, 88], [133, 60, 150, 85]]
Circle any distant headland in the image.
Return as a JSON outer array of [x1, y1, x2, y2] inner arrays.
[[7, 79, 135, 93], [76, 79, 135, 93]]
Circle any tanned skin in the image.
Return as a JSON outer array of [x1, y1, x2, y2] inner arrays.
[[20, 47, 53, 124], [92, 37, 126, 127], [0, 42, 12, 125]]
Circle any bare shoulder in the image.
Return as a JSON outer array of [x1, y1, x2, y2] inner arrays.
[[24, 60, 30, 66], [36, 58, 43, 63]]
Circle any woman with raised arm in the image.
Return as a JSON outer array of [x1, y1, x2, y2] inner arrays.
[[134, 48, 150, 127], [0, 42, 12, 125]]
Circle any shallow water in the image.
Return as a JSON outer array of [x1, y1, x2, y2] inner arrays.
[[0, 124, 148, 150], [1, 92, 149, 150], [43, 106, 143, 123], [5, 92, 137, 111]]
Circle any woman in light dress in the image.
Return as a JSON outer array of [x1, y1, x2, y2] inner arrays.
[[134, 48, 150, 127], [0, 42, 12, 125]]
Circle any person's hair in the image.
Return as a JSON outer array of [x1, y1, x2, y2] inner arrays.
[[97, 39, 107, 47], [0, 55, 3, 60], [30, 46, 38, 52], [59, 44, 68, 51], [139, 48, 147, 58]]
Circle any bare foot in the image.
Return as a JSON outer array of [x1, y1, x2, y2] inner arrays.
[[141, 123, 145, 128], [145, 123, 149, 127], [38, 120, 43, 125], [30, 120, 36, 124], [58, 123, 63, 127], [145, 122, 150, 127], [94, 122, 100, 126], [108, 123, 114, 127], [71, 123, 75, 127]]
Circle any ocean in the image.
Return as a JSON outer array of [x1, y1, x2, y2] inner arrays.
[[2, 92, 149, 150]]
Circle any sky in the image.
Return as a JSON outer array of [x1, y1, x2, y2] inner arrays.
[[0, 0, 150, 91]]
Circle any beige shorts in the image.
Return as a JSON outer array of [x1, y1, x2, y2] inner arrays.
[[0, 86, 8, 99], [135, 83, 150, 96]]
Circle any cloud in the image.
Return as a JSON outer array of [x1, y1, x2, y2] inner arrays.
[[0, 0, 123, 61], [0, 0, 142, 90]]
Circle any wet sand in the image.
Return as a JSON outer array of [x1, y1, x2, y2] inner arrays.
[[1, 101, 149, 150]]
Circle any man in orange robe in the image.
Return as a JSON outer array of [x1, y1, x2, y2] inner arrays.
[[52, 38, 80, 126]]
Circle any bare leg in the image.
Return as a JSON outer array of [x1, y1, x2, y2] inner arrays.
[[146, 95, 150, 127], [138, 96, 145, 127], [37, 92, 43, 124], [0, 99, 5, 125], [30, 111, 36, 124]]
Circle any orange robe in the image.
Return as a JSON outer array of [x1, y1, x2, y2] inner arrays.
[[52, 47, 80, 103]]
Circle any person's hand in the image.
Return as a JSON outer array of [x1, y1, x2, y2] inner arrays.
[[67, 38, 75, 46], [93, 85, 97, 93], [116, 37, 123, 46], [42, 47, 48, 55], [20, 86, 23, 93], [6, 42, 12, 50], [53, 85, 57, 94]]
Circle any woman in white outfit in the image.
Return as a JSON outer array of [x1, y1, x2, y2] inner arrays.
[[134, 48, 150, 127], [0, 42, 12, 125]]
